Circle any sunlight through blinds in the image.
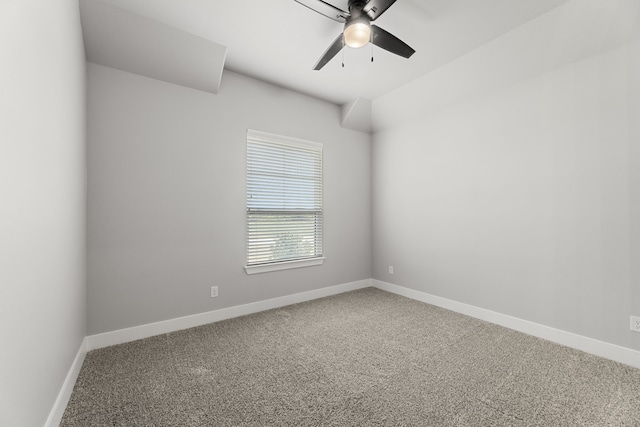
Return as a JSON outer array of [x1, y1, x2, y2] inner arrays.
[[246, 130, 323, 267]]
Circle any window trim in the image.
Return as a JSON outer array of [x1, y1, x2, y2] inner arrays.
[[244, 129, 324, 274], [244, 256, 326, 275]]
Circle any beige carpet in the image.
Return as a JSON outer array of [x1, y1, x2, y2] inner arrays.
[[61, 287, 640, 426]]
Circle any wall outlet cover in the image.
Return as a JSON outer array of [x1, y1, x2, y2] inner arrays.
[[631, 316, 640, 333]]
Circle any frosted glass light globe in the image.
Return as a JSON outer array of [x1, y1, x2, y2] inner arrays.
[[344, 22, 371, 48]]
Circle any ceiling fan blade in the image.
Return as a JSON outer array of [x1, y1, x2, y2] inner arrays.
[[371, 25, 415, 58], [294, 0, 349, 23], [363, 0, 397, 21], [313, 33, 345, 70]]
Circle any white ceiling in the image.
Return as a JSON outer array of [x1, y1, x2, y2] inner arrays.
[[89, 0, 571, 106]]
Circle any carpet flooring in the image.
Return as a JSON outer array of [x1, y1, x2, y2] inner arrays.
[[61, 287, 640, 426]]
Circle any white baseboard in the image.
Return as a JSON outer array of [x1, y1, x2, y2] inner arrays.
[[86, 279, 372, 351], [44, 337, 88, 427], [50, 277, 638, 427], [372, 279, 640, 369]]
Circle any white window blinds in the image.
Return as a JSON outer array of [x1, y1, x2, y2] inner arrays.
[[246, 130, 323, 269]]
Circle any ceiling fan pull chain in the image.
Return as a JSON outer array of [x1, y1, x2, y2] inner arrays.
[[342, 49, 345, 68], [371, 31, 374, 62]]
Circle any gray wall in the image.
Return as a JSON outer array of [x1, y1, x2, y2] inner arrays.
[[372, 38, 640, 351], [0, 1, 87, 426], [87, 63, 371, 335]]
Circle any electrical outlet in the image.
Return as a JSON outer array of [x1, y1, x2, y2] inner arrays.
[[388, 266, 394, 275], [631, 316, 640, 333], [211, 286, 218, 298]]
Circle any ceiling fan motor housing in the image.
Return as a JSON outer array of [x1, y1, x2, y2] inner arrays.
[[349, 0, 378, 20]]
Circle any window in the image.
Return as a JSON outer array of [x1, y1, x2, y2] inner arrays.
[[245, 130, 324, 274]]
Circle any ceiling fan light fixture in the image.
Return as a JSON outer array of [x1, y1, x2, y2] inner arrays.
[[299, 0, 415, 70], [344, 20, 371, 48]]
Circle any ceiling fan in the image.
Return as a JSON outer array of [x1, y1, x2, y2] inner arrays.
[[294, 0, 415, 70]]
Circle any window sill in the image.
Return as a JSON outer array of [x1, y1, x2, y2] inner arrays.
[[244, 257, 325, 275]]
